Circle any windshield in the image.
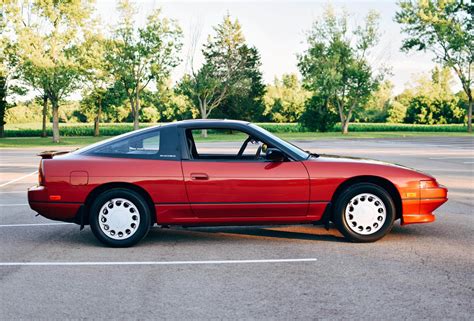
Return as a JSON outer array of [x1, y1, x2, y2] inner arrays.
[[249, 124, 310, 159]]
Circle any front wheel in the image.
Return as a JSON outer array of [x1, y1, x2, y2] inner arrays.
[[89, 188, 151, 247], [333, 183, 395, 242]]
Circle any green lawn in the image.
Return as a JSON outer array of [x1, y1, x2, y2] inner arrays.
[[0, 131, 471, 148]]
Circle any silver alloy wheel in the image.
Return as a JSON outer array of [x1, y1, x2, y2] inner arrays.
[[344, 193, 386, 235], [98, 198, 140, 240]]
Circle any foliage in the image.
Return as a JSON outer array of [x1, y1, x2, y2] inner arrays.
[[107, 0, 183, 130], [299, 95, 338, 132], [179, 14, 262, 128], [213, 47, 267, 122], [298, 6, 384, 133], [264, 74, 311, 123], [386, 101, 407, 123], [356, 80, 393, 122], [405, 95, 465, 124], [141, 81, 197, 122], [8, 0, 96, 142], [396, 0, 473, 132]]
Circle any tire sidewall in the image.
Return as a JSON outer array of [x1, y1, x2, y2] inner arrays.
[[89, 188, 151, 247], [334, 183, 395, 242]]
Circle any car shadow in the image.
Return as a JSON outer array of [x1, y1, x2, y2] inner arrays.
[[142, 224, 346, 244]]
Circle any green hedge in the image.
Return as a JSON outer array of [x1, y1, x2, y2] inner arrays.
[[333, 123, 467, 132], [3, 122, 468, 137]]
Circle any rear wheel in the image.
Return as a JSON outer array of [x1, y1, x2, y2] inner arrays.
[[89, 188, 151, 247], [334, 183, 395, 242]]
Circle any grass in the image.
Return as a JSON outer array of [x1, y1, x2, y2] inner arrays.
[[0, 131, 471, 148], [3, 122, 470, 137]]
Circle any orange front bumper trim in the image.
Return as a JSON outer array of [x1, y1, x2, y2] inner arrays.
[[402, 213, 436, 225]]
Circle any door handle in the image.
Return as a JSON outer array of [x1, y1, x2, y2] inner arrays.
[[191, 173, 209, 180]]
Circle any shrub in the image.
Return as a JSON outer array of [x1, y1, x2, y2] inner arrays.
[[299, 95, 338, 132], [405, 95, 465, 124], [386, 101, 407, 123]]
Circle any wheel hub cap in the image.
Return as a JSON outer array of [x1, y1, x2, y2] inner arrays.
[[98, 198, 140, 240], [344, 193, 386, 235]]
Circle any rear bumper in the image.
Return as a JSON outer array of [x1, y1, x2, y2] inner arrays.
[[28, 185, 82, 222], [401, 185, 448, 225]]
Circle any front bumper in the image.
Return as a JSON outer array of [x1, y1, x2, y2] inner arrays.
[[28, 185, 82, 222], [401, 184, 448, 225]]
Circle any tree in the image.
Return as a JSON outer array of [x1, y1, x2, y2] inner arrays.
[[386, 101, 407, 123], [0, 4, 26, 138], [356, 80, 394, 122], [213, 46, 266, 122], [298, 7, 384, 134], [9, 0, 94, 143], [299, 94, 339, 132], [80, 33, 113, 136], [107, 0, 183, 130], [0, 7, 14, 138], [396, 0, 473, 132], [179, 15, 257, 135], [264, 74, 311, 122], [405, 95, 464, 124]]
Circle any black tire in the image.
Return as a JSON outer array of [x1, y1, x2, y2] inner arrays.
[[89, 188, 151, 247], [333, 183, 395, 243]]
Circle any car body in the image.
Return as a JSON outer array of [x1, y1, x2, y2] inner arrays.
[[28, 120, 448, 246]]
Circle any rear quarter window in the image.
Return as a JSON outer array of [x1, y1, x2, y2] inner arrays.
[[85, 127, 179, 160]]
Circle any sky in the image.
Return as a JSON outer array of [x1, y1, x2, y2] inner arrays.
[[97, 0, 440, 95]]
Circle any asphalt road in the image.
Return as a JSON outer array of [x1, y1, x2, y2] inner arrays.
[[1, 137, 473, 320]]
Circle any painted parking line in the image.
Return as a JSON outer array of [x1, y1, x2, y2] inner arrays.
[[0, 223, 72, 228], [0, 258, 317, 267], [0, 171, 38, 188]]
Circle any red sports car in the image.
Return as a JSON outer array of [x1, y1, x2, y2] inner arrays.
[[28, 120, 448, 247]]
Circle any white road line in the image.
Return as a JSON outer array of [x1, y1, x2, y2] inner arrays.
[[0, 191, 26, 194], [0, 204, 29, 206], [0, 171, 38, 188], [429, 157, 474, 160], [0, 223, 72, 228], [0, 258, 318, 267]]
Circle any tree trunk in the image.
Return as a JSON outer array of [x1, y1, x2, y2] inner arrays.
[[94, 97, 102, 137], [200, 101, 208, 137], [133, 89, 140, 131], [0, 100, 5, 139], [341, 119, 349, 134], [0, 76, 6, 138], [0, 104, 5, 138], [51, 100, 60, 143], [41, 95, 48, 137], [467, 95, 472, 133]]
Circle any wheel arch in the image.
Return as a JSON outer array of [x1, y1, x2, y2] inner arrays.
[[83, 182, 156, 225], [330, 176, 402, 220]]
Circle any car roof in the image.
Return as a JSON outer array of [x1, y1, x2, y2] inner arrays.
[[174, 119, 250, 127]]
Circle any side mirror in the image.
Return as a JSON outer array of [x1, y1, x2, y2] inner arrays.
[[265, 148, 286, 162]]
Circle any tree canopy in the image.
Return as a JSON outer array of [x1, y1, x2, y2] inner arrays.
[[298, 7, 384, 133], [107, 0, 183, 130], [396, 0, 473, 132]]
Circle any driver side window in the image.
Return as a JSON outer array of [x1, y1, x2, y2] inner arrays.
[[186, 128, 268, 161]]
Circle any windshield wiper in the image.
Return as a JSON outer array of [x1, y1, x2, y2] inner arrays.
[[306, 151, 320, 159]]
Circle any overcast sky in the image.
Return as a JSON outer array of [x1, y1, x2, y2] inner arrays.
[[96, 0, 441, 94]]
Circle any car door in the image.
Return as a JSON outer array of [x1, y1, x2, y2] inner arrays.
[[180, 127, 310, 222]]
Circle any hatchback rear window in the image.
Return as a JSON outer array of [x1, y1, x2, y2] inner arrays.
[[85, 126, 179, 160]]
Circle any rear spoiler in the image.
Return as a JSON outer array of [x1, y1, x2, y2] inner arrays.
[[37, 150, 70, 159]]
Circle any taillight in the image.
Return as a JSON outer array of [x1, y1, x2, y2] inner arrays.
[[38, 160, 45, 186]]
